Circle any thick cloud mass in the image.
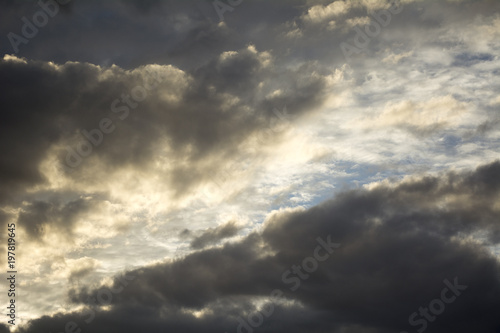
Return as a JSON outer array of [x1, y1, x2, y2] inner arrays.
[[0, 45, 329, 205], [17, 161, 500, 333], [1, 0, 499, 332]]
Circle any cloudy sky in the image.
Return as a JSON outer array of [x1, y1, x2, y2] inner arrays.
[[0, 0, 499, 332]]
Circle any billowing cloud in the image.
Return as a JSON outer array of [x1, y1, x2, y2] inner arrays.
[[17, 161, 500, 333], [1, 0, 499, 331]]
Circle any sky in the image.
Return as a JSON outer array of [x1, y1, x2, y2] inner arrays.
[[0, 0, 499, 332]]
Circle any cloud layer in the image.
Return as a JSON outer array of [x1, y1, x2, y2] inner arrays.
[[17, 161, 500, 333], [0, 0, 499, 331]]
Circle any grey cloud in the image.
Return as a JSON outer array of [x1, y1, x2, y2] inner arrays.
[[190, 220, 239, 249], [2, 0, 499, 72], [2, 1, 500, 332], [0, 0, 232, 69], [19, 161, 500, 333], [179, 228, 191, 237], [0, 324, 9, 333], [0, 46, 333, 201], [17, 196, 101, 240], [0, 57, 125, 203], [68, 260, 100, 283]]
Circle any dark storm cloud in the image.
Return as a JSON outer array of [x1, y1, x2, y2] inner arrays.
[[0, 57, 124, 203], [0, 0, 318, 70], [19, 161, 500, 333], [0, 0, 239, 69], [2, 0, 499, 72], [18, 300, 332, 333], [0, 44, 331, 201], [190, 220, 239, 249]]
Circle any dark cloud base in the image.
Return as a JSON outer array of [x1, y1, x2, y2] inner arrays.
[[19, 161, 500, 333]]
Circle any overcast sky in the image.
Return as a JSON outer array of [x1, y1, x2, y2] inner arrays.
[[1, 0, 500, 332]]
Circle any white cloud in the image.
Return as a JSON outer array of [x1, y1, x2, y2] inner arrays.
[[303, 1, 352, 24]]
